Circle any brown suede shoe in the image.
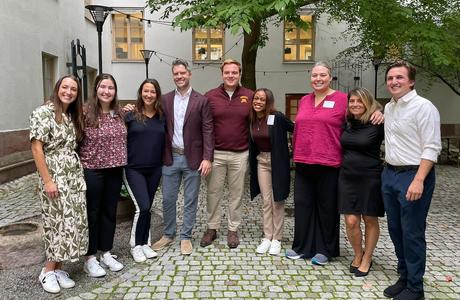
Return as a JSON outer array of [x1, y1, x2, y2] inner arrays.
[[200, 229, 217, 247], [152, 236, 174, 251], [227, 230, 239, 248]]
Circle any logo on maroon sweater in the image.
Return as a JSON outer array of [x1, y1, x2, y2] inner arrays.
[[240, 96, 248, 103]]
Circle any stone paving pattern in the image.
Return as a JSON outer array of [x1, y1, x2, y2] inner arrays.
[[0, 166, 459, 299]]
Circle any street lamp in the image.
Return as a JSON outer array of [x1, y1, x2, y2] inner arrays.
[[139, 50, 155, 78], [372, 57, 383, 100], [86, 5, 112, 74]]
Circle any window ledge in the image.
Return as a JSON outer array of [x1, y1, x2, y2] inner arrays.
[[282, 60, 316, 64], [192, 60, 223, 65], [112, 60, 144, 63]]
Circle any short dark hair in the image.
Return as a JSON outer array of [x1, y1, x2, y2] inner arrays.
[[171, 59, 190, 72], [385, 60, 416, 82]]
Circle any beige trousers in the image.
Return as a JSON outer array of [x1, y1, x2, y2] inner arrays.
[[206, 150, 249, 231], [257, 152, 285, 241]]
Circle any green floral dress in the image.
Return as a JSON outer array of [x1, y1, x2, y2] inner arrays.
[[29, 103, 88, 262]]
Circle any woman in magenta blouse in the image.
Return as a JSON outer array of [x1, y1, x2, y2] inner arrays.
[[79, 73, 127, 277], [286, 62, 382, 265]]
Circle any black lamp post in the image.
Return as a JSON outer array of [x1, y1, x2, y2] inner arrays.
[[86, 5, 112, 74], [139, 50, 154, 78], [372, 57, 383, 100]]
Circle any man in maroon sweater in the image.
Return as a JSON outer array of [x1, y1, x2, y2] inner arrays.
[[200, 59, 254, 248]]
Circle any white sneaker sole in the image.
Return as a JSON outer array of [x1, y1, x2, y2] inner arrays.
[[100, 260, 123, 272], [83, 266, 106, 278]]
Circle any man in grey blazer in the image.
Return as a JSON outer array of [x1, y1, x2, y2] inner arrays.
[[152, 59, 214, 255]]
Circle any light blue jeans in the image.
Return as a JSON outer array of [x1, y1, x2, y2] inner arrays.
[[162, 153, 201, 240]]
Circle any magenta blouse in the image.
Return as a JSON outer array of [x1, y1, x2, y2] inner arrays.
[[79, 112, 127, 169], [293, 91, 347, 168]]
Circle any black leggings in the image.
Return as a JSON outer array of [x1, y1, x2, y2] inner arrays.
[[123, 167, 162, 247], [84, 167, 123, 256]]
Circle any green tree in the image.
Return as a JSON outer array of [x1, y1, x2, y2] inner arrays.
[[147, 0, 460, 94], [321, 0, 460, 95], [147, 0, 316, 90]]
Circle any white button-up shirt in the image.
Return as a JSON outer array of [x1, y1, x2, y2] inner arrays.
[[172, 87, 192, 149], [384, 89, 441, 165]]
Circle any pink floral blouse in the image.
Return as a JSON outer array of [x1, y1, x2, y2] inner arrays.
[[79, 112, 127, 169]]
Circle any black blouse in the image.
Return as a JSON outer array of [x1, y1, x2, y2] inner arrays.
[[340, 119, 384, 171]]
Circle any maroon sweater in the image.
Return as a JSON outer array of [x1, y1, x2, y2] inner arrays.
[[205, 84, 253, 151]]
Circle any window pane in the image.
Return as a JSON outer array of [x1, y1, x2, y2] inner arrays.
[[210, 28, 223, 38], [113, 15, 128, 59], [195, 28, 208, 38], [284, 44, 297, 60], [195, 45, 208, 60], [284, 29, 297, 42], [299, 44, 312, 60], [130, 13, 144, 59], [210, 45, 222, 60]]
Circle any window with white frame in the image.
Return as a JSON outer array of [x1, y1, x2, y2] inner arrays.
[[112, 10, 144, 60], [284, 15, 315, 61], [192, 27, 225, 62]]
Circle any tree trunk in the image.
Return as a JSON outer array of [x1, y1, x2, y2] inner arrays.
[[241, 20, 261, 91]]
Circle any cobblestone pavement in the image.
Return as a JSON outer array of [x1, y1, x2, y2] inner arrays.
[[0, 165, 459, 299]]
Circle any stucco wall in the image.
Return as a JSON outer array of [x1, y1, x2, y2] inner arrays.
[[0, 0, 98, 132]]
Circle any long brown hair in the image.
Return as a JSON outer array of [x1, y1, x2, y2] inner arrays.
[[249, 88, 277, 126], [346, 87, 382, 124], [85, 73, 121, 127], [49, 75, 84, 142], [134, 78, 164, 122]]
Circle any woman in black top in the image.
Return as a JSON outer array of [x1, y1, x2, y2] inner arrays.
[[338, 87, 384, 277], [123, 79, 166, 263], [249, 88, 294, 255]]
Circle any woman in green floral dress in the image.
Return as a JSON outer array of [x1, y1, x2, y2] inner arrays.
[[30, 75, 88, 294]]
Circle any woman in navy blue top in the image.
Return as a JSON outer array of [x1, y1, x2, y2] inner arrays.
[[123, 79, 166, 263]]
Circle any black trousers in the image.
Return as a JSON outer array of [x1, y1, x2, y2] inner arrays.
[[84, 167, 123, 256], [123, 167, 162, 247], [292, 163, 340, 258]]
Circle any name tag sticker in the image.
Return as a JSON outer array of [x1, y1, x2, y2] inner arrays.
[[267, 115, 275, 125], [323, 100, 335, 108]]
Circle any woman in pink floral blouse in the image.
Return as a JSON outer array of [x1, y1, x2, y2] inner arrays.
[[79, 73, 127, 278]]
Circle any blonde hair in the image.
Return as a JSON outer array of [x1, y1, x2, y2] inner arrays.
[[220, 59, 241, 73], [312, 61, 332, 77], [347, 88, 382, 124]]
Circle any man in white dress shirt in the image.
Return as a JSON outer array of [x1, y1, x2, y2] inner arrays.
[[381, 61, 441, 300]]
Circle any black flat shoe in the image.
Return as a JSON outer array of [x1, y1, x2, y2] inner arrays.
[[349, 262, 359, 273], [354, 261, 372, 277]]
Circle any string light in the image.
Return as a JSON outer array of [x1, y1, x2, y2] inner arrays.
[[111, 7, 173, 27]]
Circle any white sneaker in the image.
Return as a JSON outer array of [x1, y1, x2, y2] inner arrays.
[[55, 269, 75, 288], [142, 244, 158, 259], [39, 268, 60, 294], [256, 238, 272, 254], [84, 257, 107, 278], [100, 252, 124, 272], [131, 245, 147, 263], [269, 239, 282, 255]]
